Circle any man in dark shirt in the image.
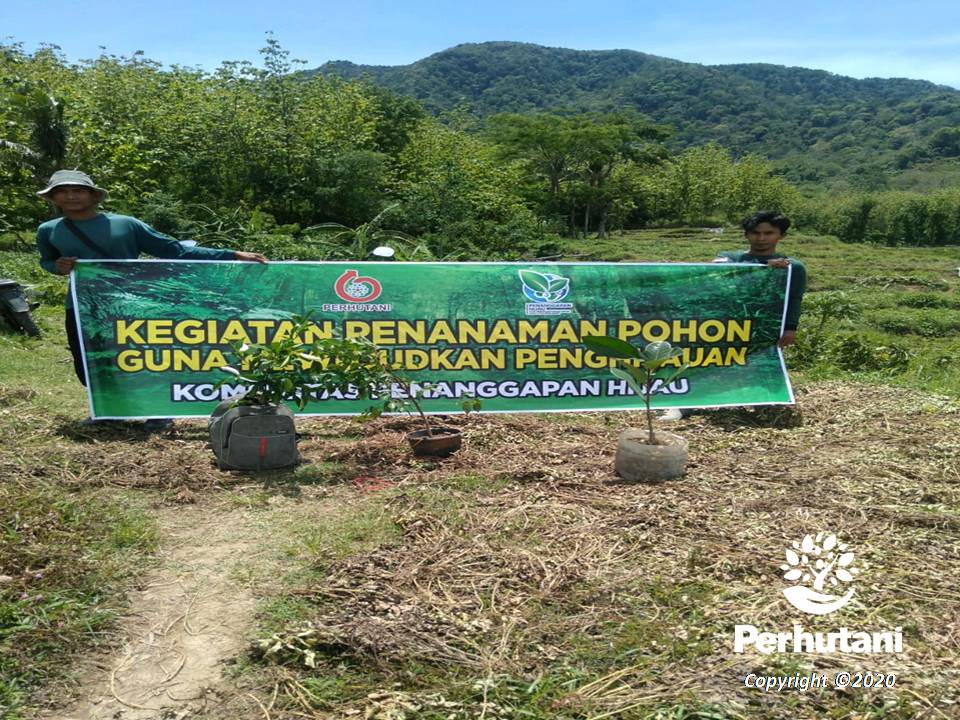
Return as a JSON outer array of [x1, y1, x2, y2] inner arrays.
[[662, 210, 806, 421], [713, 210, 806, 348], [36, 169, 267, 426]]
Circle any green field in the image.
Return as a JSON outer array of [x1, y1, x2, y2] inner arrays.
[[1, 230, 959, 719], [559, 228, 960, 396]]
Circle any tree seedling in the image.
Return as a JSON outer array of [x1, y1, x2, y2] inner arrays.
[[582, 335, 688, 444]]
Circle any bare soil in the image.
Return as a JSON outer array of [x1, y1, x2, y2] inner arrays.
[[44, 505, 260, 720]]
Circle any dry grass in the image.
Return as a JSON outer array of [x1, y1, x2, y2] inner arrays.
[[6, 380, 959, 718], [246, 383, 960, 719]]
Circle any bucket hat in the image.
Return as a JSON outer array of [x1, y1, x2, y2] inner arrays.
[[37, 170, 108, 202]]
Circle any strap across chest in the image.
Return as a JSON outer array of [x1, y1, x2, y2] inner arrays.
[[62, 218, 110, 258]]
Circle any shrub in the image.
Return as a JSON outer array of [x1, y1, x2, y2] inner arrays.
[[816, 194, 876, 243], [897, 293, 960, 309], [137, 191, 199, 237], [804, 291, 861, 332], [830, 334, 912, 372], [871, 309, 960, 338]]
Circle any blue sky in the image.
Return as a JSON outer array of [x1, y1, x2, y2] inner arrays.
[[3, 0, 960, 88]]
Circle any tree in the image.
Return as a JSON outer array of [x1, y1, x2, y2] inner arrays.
[[724, 153, 801, 221], [652, 144, 731, 225], [568, 113, 669, 238], [0, 44, 70, 227], [489, 111, 669, 237], [928, 127, 960, 158], [488, 113, 577, 206], [396, 120, 542, 258]]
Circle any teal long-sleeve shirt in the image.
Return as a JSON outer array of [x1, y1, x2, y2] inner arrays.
[[37, 213, 236, 308], [715, 250, 807, 331]]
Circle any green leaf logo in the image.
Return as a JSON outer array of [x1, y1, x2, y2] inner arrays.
[[520, 270, 571, 303], [519, 270, 550, 292]]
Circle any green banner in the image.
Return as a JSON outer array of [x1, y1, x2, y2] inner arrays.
[[72, 261, 794, 419]]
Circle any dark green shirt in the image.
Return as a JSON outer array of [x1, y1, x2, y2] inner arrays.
[[715, 251, 807, 331], [37, 213, 236, 308]]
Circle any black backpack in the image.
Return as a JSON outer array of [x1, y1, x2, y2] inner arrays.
[[208, 400, 299, 471]]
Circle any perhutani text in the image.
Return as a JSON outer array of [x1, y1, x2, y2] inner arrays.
[[734, 624, 903, 654]]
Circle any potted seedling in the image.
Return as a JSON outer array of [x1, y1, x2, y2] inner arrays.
[[354, 348, 480, 457], [581, 335, 689, 482], [211, 315, 386, 470], [213, 319, 480, 466], [387, 379, 479, 457]]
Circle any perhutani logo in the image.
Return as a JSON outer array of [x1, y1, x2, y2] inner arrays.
[[324, 270, 392, 312], [519, 269, 573, 316], [334, 270, 382, 302], [733, 530, 903, 655], [781, 531, 858, 615]]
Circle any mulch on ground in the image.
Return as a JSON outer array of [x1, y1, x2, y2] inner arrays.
[[238, 382, 960, 719], [6, 381, 959, 717]]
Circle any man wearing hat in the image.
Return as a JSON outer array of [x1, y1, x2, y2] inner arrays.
[[36, 170, 267, 421]]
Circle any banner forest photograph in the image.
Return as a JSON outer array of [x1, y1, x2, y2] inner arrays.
[[1, 1, 959, 719]]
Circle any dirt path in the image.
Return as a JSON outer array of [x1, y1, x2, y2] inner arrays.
[[46, 503, 261, 720]]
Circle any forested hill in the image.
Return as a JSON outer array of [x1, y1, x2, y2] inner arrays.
[[316, 42, 960, 186]]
